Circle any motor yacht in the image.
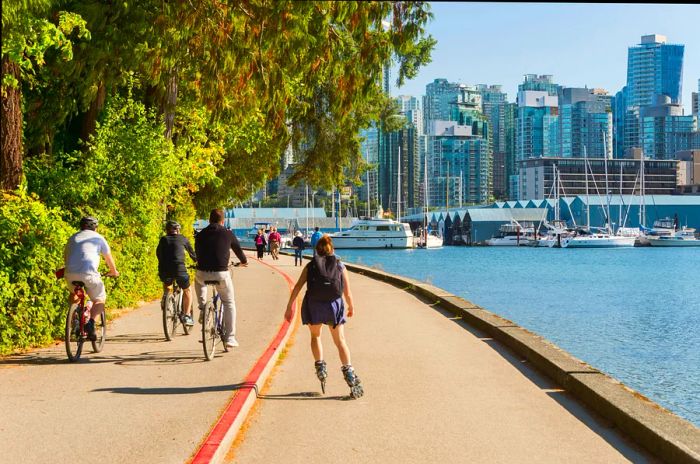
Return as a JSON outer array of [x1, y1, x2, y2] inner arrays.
[[329, 218, 414, 249]]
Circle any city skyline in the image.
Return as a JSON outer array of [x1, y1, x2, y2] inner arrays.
[[390, 3, 700, 113]]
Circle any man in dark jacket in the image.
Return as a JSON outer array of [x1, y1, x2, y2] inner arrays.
[[194, 209, 248, 348], [157, 221, 197, 325], [292, 230, 305, 266]]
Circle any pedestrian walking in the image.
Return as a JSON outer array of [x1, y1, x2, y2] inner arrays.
[[310, 226, 322, 256], [269, 226, 281, 260], [292, 230, 305, 266], [254, 228, 266, 260], [284, 234, 364, 398], [264, 228, 271, 255]]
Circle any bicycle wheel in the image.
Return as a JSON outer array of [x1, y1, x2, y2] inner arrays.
[[202, 302, 217, 361], [91, 310, 106, 353], [65, 304, 84, 362], [178, 291, 190, 336], [162, 292, 178, 341]]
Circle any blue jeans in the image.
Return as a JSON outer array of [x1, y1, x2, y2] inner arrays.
[[294, 249, 303, 265]]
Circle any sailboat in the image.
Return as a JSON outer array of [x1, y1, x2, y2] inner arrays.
[[416, 146, 443, 248], [528, 164, 572, 247], [560, 143, 635, 248]]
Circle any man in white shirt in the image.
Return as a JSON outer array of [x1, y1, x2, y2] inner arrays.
[[64, 217, 119, 340]]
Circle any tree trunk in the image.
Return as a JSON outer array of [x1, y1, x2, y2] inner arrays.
[[163, 68, 178, 140], [79, 81, 106, 145], [1, 57, 24, 191]]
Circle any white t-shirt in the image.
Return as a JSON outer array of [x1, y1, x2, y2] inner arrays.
[[65, 230, 110, 275]]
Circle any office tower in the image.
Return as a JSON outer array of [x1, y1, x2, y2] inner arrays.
[[423, 78, 463, 131], [477, 84, 513, 200], [516, 75, 560, 161], [379, 96, 423, 213], [559, 87, 613, 159], [359, 127, 379, 205], [641, 95, 698, 159], [619, 34, 685, 154], [426, 86, 491, 206], [693, 79, 699, 115]]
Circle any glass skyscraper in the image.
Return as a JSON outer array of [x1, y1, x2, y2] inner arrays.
[[516, 75, 560, 161]]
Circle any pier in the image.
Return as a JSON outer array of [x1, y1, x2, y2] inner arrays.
[[2, 253, 698, 463]]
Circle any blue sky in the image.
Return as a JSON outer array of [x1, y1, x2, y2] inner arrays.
[[391, 3, 700, 113]]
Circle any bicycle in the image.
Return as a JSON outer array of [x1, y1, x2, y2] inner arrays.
[[161, 278, 191, 341], [200, 280, 228, 361], [200, 262, 241, 361], [62, 274, 110, 362]]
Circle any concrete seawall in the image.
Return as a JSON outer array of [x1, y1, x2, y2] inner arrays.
[[337, 259, 700, 464]]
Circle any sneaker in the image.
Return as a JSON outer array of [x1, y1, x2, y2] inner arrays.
[[225, 337, 239, 348], [85, 319, 97, 341], [184, 315, 195, 327]]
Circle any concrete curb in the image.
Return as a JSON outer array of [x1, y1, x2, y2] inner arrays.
[[338, 260, 700, 464], [190, 257, 298, 464]]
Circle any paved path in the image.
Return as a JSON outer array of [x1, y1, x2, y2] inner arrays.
[[0, 253, 287, 464], [227, 254, 655, 464]]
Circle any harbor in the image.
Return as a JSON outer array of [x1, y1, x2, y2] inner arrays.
[[333, 246, 700, 428]]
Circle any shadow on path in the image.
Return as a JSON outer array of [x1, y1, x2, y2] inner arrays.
[[93, 382, 256, 395], [0, 349, 205, 367], [258, 391, 348, 401]]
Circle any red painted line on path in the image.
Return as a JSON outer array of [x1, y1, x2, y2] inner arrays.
[[190, 256, 297, 464]]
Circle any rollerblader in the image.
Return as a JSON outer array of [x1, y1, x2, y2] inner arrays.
[[285, 234, 364, 399]]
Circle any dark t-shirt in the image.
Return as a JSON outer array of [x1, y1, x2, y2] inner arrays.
[[195, 223, 248, 271], [156, 234, 196, 277], [292, 236, 305, 249]]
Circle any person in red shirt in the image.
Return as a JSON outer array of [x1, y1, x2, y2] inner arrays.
[[269, 226, 282, 260]]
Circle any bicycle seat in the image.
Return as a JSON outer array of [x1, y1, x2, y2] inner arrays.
[[204, 280, 220, 285], [72, 281, 85, 287]]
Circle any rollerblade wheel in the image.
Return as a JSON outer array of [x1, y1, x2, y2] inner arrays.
[[350, 384, 364, 399]]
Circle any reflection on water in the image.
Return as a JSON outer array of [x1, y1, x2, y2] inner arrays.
[[336, 247, 700, 426]]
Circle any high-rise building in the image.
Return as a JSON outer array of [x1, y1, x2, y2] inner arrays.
[[641, 95, 698, 160], [612, 87, 627, 158], [618, 34, 685, 154], [359, 127, 379, 205], [693, 79, 699, 116], [477, 84, 513, 200], [423, 78, 463, 131], [516, 75, 560, 161], [626, 34, 684, 108], [426, 86, 491, 206], [378, 96, 423, 214], [558, 87, 613, 159]]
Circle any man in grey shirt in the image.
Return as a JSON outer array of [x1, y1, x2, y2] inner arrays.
[[64, 217, 119, 340]]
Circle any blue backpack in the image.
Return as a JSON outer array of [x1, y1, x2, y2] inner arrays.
[[306, 255, 344, 301]]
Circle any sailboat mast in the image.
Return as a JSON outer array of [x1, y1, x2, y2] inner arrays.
[[603, 132, 611, 234], [397, 145, 401, 222], [640, 154, 646, 227], [584, 145, 590, 229], [554, 164, 560, 221]]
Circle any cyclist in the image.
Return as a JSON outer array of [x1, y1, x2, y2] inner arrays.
[[63, 217, 119, 341], [195, 208, 248, 348], [156, 220, 197, 326]]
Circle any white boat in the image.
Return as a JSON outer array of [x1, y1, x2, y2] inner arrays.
[[330, 218, 414, 249], [416, 230, 443, 248], [648, 228, 700, 247], [487, 222, 535, 246], [560, 227, 636, 248]]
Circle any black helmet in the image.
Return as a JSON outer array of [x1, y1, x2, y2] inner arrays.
[[166, 220, 181, 233], [80, 216, 98, 230]]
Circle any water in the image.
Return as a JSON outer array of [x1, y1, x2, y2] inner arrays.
[[332, 246, 700, 426]]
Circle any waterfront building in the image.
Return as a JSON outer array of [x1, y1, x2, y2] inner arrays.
[[676, 150, 700, 194], [558, 87, 613, 159], [641, 95, 698, 160], [426, 86, 492, 207], [517, 157, 678, 199], [619, 34, 685, 154], [516, 75, 560, 161], [359, 127, 379, 205], [423, 79, 463, 131], [478, 84, 515, 200], [379, 96, 423, 213], [612, 87, 627, 158]]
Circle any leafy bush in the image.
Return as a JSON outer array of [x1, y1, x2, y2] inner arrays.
[[0, 192, 73, 354]]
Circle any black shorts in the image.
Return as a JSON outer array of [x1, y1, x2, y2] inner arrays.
[[160, 274, 190, 289]]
